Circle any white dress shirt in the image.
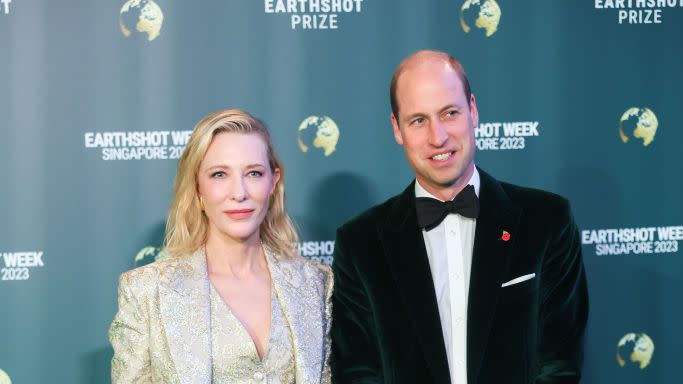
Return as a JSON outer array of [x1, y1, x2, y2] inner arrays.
[[415, 167, 480, 384]]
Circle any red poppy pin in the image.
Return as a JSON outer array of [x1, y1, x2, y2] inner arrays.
[[500, 230, 511, 242]]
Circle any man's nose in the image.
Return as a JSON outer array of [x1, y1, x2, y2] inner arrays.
[[428, 120, 448, 147]]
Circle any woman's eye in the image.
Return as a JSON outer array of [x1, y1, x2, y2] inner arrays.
[[211, 171, 226, 178], [248, 170, 263, 177]]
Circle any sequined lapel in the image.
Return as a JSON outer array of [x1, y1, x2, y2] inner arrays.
[[266, 249, 324, 384], [158, 249, 212, 384]]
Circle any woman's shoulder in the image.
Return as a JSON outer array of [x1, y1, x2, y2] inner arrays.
[[117, 254, 187, 294], [275, 254, 332, 286], [305, 257, 332, 280]]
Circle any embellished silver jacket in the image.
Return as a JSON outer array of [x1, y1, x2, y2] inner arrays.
[[109, 248, 333, 384]]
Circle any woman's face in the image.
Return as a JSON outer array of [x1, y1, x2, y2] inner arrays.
[[197, 132, 279, 244]]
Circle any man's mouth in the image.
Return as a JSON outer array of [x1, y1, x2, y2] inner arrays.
[[431, 152, 453, 161]]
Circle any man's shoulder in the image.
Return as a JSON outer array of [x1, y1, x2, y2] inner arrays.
[[333, 192, 407, 262], [497, 180, 572, 221], [501, 181, 568, 206]]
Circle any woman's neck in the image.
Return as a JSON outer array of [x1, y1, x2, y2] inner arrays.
[[205, 231, 266, 278]]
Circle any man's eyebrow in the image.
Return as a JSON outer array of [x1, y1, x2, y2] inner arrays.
[[402, 112, 425, 122]]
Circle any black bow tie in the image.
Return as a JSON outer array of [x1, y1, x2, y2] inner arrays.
[[415, 184, 479, 231]]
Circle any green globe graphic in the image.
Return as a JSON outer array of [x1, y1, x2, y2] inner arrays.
[[119, 0, 164, 42], [460, 0, 501, 37], [616, 333, 654, 369], [297, 116, 340, 157], [134, 246, 170, 267], [0, 369, 11, 384], [618, 107, 658, 146]]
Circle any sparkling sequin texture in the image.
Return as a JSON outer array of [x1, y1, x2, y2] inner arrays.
[[109, 247, 332, 384], [210, 282, 295, 383]]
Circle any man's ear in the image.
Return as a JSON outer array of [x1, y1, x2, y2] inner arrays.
[[391, 113, 404, 146], [469, 94, 479, 128]]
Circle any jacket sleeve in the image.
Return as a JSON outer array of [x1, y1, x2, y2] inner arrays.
[[321, 265, 334, 384], [536, 200, 589, 383], [331, 227, 382, 383], [109, 272, 153, 383]]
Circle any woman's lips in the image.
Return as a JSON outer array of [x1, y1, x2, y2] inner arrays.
[[223, 209, 254, 220]]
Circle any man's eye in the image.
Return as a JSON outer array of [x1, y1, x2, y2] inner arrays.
[[445, 110, 458, 117], [412, 117, 425, 125]]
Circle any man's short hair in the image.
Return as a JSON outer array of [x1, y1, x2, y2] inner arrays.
[[389, 50, 473, 119]]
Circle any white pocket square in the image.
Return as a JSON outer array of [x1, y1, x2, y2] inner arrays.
[[501, 273, 536, 288]]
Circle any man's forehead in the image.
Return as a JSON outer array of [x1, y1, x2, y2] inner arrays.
[[398, 59, 461, 88], [397, 64, 464, 99]]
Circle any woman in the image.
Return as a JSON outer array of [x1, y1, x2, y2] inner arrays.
[[109, 109, 332, 383]]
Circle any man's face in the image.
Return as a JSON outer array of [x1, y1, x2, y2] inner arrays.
[[391, 59, 478, 199]]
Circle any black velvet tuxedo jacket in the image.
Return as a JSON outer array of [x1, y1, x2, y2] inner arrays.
[[331, 168, 588, 384]]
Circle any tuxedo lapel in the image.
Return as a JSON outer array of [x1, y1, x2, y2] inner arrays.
[[158, 249, 212, 384], [380, 182, 451, 383], [467, 169, 522, 383]]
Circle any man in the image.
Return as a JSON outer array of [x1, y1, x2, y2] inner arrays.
[[331, 50, 588, 383]]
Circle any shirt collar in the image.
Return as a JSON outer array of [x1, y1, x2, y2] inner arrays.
[[414, 165, 480, 202]]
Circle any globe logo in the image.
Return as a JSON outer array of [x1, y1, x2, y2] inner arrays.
[[616, 333, 654, 369], [0, 369, 11, 384], [618, 107, 658, 146], [119, 0, 164, 42], [460, 0, 501, 37], [134, 246, 170, 267], [297, 116, 340, 157]]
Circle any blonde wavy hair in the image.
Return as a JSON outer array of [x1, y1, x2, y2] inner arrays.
[[164, 109, 299, 258]]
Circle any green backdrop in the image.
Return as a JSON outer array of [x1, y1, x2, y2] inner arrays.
[[1, 0, 682, 382]]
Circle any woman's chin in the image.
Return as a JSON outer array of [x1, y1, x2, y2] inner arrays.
[[218, 228, 261, 244]]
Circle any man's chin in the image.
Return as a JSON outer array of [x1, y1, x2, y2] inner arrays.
[[415, 165, 467, 189], [418, 176, 458, 190], [435, 179, 461, 189], [429, 171, 472, 189]]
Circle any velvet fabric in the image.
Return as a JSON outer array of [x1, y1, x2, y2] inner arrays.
[[331, 168, 588, 383]]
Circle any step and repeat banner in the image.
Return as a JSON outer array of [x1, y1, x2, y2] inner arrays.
[[1, 1, 682, 383]]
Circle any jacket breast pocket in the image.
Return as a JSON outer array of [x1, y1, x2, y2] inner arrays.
[[498, 275, 538, 303]]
